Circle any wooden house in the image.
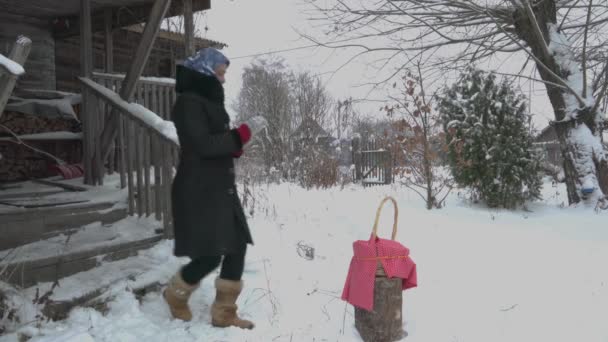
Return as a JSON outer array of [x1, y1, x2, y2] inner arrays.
[[1, 0, 223, 182], [290, 118, 334, 156], [533, 125, 563, 167], [0, 0, 223, 317]]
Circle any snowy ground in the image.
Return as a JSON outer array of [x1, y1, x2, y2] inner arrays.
[[2, 178, 608, 342]]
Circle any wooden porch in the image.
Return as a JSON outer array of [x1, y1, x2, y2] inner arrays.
[[0, 0, 215, 293]]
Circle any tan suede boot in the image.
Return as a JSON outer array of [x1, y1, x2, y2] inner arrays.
[[163, 271, 199, 321], [211, 278, 254, 329]]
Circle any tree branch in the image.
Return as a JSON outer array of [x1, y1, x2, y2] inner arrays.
[[582, 0, 593, 98], [0, 124, 66, 165], [489, 12, 588, 107]]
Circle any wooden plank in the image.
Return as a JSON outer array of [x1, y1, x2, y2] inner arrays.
[[159, 83, 166, 119], [91, 72, 175, 87], [31, 179, 87, 192], [118, 116, 127, 189], [80, 0, 93, 77], [93, 94, 105, 185], [152, 135, 162, 220], [97, 0, 173, 164], [78, 77, 178, 147], [183, 0, 195, 56], [81, 90, 93, 185], [0, 202, 116, 224], [0, 36, 31, 117], [99, 38, 115, 176], [144, 130, 152, 217], [1, 235, 164, 289], [136, 80, 142, 104], [161, 143, 172, 238], [1, 206, 127, 251], [150, 84, 159, 114], [144, 83, 151, 110], [80, 0, 95, 185], [134, 125, 144, 218], [166, 86, 172, 120], [125, 120, 135, 216], [104, 8, 114, 73], [99, 78, 114, 174]]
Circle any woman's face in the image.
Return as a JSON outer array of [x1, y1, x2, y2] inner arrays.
[[215, 64, 228, 84]]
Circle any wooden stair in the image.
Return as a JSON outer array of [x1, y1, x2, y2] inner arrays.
[[0, 201, 127, 250], [0, 178, 165, 288]]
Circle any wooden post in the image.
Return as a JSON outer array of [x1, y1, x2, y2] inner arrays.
[[354, 267, 405, 342], [0, 36, 31, 118], [118, 116, 127, 189], [80, 0, 95, 185], [161, 143, 173, 238], [104, 9, 117, 174], [183, 0, 195, 57], [123, 119, 134, 215], [135, 125, 144, 217], [152, 135, 162, 220], [144, 130, 152, 217], [97, 0, 172, 166], [104, 8, 114, 73], [352, 137, 361, 181]]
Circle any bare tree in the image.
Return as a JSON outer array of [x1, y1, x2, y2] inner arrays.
[[386, 65, 452, 209], [304, 0, 608, 206], [234, 57, 294, 173], [292, 71, 333, 131]]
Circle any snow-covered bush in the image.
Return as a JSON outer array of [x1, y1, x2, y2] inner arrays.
[[439, 67, 543, 208]]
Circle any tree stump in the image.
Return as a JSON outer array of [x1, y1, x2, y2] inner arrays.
[[355, 265, 405, 342]]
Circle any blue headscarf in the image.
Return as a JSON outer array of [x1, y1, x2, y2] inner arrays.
[[182, 48, 230, 78]]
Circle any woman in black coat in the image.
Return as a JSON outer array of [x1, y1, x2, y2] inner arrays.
[[162, 48, 256, 329]]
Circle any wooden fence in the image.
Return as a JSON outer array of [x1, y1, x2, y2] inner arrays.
[[79, 76, 178, 237], [353, 138, 393, 186]]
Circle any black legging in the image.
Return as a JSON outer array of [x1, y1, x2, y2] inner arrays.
[[181, 248, 246, 285]]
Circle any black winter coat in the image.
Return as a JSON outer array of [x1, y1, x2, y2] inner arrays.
[[170, 65, 253, 258]]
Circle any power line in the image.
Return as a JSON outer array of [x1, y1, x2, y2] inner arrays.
[[230, 44, 320, 59]]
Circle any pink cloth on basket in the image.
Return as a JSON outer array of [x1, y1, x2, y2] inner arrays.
[[341, 235, 417, 311]]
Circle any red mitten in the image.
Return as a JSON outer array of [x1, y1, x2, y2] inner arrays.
[[236, 124, 251, 145], [233, 150, 243, 158]]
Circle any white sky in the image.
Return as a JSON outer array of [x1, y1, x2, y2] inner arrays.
[[200, 0, 555, 130]]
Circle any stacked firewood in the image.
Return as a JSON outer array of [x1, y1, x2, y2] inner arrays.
[[0, 110, 81, 182], [0, 110, 80, 135]]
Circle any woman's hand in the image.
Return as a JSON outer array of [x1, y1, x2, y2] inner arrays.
[[236, 124, 252, 145]]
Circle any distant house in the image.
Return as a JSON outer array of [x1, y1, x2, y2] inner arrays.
[[291, 118, 334, 154], [534, 125, 562, 166]]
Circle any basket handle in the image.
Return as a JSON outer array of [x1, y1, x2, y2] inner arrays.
[[371, 196, 399, 241]]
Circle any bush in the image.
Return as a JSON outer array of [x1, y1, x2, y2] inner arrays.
[[439, 67, 542, 208]]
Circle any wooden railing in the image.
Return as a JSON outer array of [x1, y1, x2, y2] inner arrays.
[[92, 72, 176, 120], [0, 36, 31, 117], [79, 76, 179, 237]]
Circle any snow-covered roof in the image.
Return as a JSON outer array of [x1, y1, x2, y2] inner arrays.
[[292, 118, 331, 140], [124, 25, 227, 49], [0, 0, 210, 19]]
